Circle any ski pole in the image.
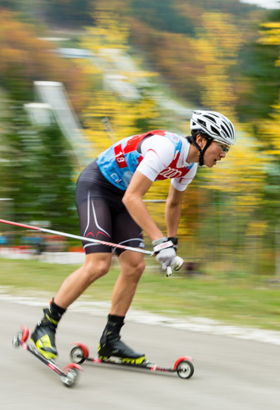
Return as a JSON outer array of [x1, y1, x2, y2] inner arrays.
[[0, 218, 153, 255], [0, 219, 183, 276]]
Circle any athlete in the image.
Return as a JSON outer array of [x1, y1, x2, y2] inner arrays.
[[30, 110, 236, 363]]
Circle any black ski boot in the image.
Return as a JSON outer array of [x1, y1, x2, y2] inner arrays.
[[30, 299, 65, 360], [98, 315, 145, 364]]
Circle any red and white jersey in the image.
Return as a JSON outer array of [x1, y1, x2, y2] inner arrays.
[[97, 130, 197, 191]]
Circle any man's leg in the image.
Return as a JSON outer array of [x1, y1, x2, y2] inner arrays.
[[31, 253, 111, 359], [110, 250, 145, 316], [98, 250, 146, 363], [55, 253, 112, 309]]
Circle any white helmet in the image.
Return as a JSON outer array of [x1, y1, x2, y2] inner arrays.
[[190, 110, 236, 146]]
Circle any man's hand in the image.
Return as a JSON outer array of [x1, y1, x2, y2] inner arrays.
[[166, 256, 184, 277], [173, 255, 184, 271], [153, 237, 176, 270]]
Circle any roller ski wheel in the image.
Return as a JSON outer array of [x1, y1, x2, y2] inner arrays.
[[61, 366, 79, 387], [176, 359, 194, 379], [71, 342, 194, 379], [12, 328, 27, 347], [70, 345, 89, 364], [12, 325, 82, 387]]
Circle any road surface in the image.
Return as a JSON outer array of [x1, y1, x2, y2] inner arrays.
[[2, 300, 280, 410]]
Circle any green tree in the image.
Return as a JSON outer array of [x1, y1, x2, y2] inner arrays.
[[43, 0, 94, 28], [0, 105, 78, 233], [237, 11, 280, 122], [130, 0, 195, 36]]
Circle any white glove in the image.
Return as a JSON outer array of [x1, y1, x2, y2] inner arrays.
[[166, 237, 184, 271], [173, 255, 184, 271], [166, 256, 184, 276], [153, 237, 176, 270]]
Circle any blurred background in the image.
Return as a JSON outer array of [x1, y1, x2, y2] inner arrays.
[[0, 0, 280, 279]]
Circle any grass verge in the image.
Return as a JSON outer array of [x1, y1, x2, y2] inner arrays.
[[1, 257, 280, 331]]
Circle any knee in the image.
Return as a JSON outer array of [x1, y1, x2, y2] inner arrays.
[[83, 259, 110, 283], [137, 259, 146, 277], [124, 258, 146, 281]]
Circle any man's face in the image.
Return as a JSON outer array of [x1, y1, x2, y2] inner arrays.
[[202, 140, 230, 168]]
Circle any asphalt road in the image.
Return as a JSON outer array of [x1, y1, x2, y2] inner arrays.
[[2, 300, 280, 410]]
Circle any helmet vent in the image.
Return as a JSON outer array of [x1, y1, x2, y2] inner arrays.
[[210, 126, 219, 135], [221, 125, 231, 138], [204, 114, 217, 123], [197, 119, 206, 127], [228, 121, 234, 135]]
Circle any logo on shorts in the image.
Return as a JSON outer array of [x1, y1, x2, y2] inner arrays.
[[111, 173, 122, 184]]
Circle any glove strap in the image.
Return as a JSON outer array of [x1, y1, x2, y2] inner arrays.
[[153, 240, 174, 254], [168, 237, 178, 246]]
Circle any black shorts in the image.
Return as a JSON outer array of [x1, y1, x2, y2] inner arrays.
[[75, 160, 144, 256]]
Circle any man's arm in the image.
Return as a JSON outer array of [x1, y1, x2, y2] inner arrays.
[[165, 184, 185, 237], [122, 170, 164, 241], [123, 170, 184, 273]]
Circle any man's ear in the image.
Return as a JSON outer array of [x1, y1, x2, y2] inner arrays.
[[196, 134, 204, 148]]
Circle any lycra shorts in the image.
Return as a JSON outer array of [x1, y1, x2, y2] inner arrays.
[[75, 160, 144, 255]]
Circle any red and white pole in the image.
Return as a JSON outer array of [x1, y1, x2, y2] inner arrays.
[[0, 218, 153, 256], [0, 219, 183, 276]]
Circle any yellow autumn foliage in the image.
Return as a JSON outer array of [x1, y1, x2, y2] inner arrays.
[[258, 21, 280, 67], [257, 21, 280, 157], [259, 96, 280, 155], [246, 221, 268, 237], [258, 22, 280, 45], [77, 9, 273, 243], [190, 12, 242, 115]]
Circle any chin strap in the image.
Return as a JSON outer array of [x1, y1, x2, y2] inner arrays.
[[193, 137, 213, 166]]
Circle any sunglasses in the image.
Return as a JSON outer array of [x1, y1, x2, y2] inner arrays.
[[219, 145, 230, 153]]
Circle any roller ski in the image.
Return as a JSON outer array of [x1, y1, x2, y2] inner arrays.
[[12, 325, 81, 387], [12, 301, 81, 387], [70, 315, 194, 379], [70, 342, 194, 379]]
